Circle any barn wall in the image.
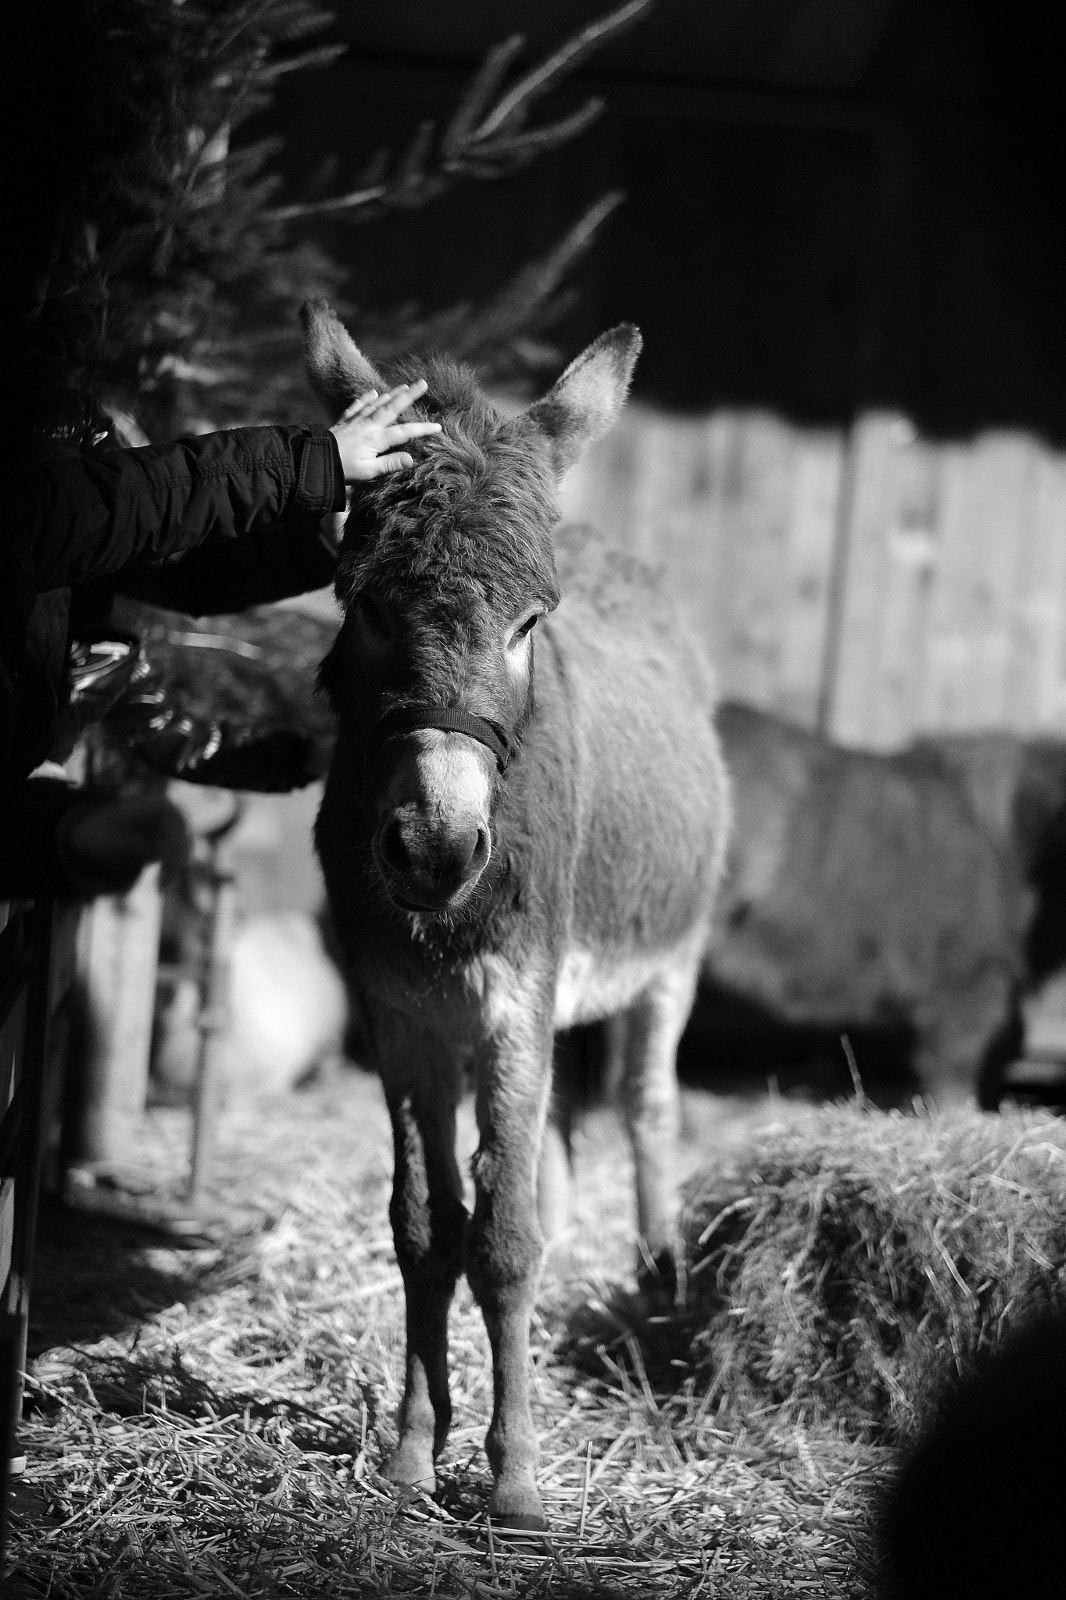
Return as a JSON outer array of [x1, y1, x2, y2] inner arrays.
[[257, 13, 1066, 749], [559, 406, 1066, 748]]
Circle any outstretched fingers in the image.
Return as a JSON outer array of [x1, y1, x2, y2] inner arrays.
[[373, 377, 429, 419], [337, 389, 380, 420], [343, 378, 429, 423], [330, 377, 441, 482], [355, 405, 443, 478]]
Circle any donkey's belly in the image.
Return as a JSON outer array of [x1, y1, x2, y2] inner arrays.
[[553, 935, 704, 1029]]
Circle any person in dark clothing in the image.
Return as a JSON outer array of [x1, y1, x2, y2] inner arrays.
[[2, 384, 440, 900]]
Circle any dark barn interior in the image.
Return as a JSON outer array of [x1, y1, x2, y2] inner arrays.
[[263, 0, 1066, 439]]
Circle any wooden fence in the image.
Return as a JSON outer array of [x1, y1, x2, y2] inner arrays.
[[560, 404, 1066, 748]]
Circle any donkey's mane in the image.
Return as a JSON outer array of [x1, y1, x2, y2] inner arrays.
[[335, 353, 561, 620]]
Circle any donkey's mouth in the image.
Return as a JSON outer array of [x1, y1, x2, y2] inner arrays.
[[385, 880, 478, 916]]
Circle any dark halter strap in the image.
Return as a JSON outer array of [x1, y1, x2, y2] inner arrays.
[[371, 705, 514, 773]]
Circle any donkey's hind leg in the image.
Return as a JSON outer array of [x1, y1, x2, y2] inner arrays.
[[537, 1024, 603, 1243], [616, 951, 701, 1297], [537, 1097, 572, 1244], [377, 1022, 468, 1496]]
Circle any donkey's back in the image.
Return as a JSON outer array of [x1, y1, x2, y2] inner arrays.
[[529, 524, 728, 1025]]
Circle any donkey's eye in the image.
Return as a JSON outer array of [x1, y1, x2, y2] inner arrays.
[[510, 613, 539, 647], [355, 592, 390, 637]]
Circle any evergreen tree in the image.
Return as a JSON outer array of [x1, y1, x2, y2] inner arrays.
[[18, 0, 652, 445]]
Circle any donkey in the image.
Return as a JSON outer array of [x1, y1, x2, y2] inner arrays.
[[305, 300, 730, 1532]]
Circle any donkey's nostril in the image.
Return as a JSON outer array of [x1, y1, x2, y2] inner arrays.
[[378, 813, 491, 903], [428, 821, 489, 880], [378, 815, 410, 875], [469, 825, 491, 873]]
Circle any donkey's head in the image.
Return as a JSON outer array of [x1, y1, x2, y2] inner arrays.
[[306, 301, 640, 916]]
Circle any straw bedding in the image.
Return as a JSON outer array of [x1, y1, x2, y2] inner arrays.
[[7, 1072, 1062, 1597]]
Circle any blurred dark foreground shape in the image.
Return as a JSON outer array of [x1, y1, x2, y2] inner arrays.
[[876, 1312, 1066, 1600]]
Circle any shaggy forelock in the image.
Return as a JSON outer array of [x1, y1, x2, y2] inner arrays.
[[335, 355, 561, 618]]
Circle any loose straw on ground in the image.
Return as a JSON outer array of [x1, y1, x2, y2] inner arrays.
[[14, 1076, 1056, 1596]]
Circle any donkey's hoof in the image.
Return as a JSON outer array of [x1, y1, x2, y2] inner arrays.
[[381, 1443, 437, 1496], [488, 1481, 547, 1537], [488, 1508, 549, 1539]]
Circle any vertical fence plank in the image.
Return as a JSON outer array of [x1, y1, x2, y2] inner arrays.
[[822, 413, 899, 744], [966, 434, 1029, 726], [1007, 448, 1066, 729], [776, 428, 845, 727], [872, 430, 941, 747]]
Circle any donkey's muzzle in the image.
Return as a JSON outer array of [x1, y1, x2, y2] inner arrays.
[[376, 810, 491, 913]]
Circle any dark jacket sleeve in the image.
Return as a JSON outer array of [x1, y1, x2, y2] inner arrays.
[[23, 425, 345, 593], [109, 516, 337, 615]]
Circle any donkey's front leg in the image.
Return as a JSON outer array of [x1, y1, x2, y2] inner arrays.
[[377, 1029, 467, 1496], [465, 1004, 554, 1532]]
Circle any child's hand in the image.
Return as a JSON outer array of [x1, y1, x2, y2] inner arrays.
[[329, 380, 441, 482]]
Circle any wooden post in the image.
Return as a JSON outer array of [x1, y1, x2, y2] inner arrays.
[[68, 866, 163, 1167], [187, 842, 238, 1204]]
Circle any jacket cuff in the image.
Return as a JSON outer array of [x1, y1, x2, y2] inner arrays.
[[293, 427, 346, 517]]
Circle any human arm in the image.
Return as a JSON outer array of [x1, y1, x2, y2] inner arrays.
[[107, 383, 439, 613], [23, 386, 438, 599], [109, 517, 337, 615], [24, 425, 347, 593]]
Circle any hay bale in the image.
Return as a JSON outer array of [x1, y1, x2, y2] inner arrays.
[[680, 1102, 1066, 1440]]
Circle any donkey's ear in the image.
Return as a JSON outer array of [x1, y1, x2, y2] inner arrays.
[[524, 324, 641, 476], [301, 299, 385, 417]]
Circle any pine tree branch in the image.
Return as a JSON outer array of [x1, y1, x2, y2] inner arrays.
[[443, 190, 627, 372], [475, 0, 653, 140], [351, 191, 627, 379], [468, 102, 606, 166], [266, 184, 390, 223], [394, 119, 437, 196], [255, 42, 346, 79], [261, 0, 654, 227], [440, 35, 525, 159]]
